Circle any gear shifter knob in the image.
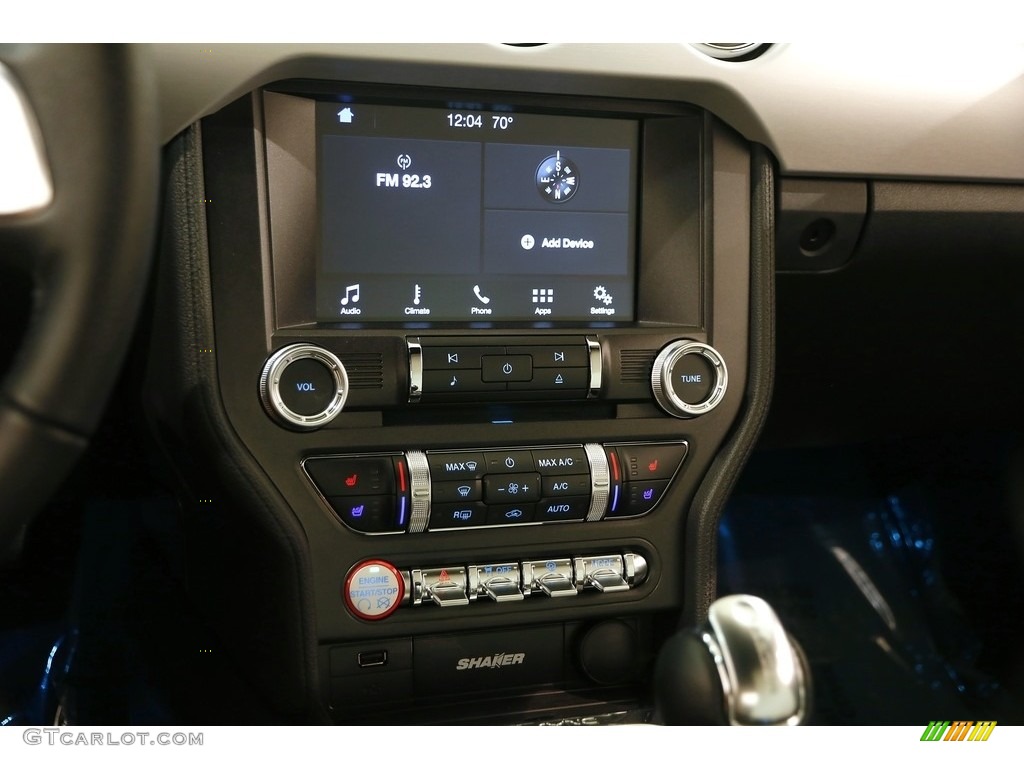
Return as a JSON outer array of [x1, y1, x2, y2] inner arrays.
[[655, 594, 809, 725]]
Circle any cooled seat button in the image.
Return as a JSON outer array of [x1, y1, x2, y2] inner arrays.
[[328, 496, 399, 533]]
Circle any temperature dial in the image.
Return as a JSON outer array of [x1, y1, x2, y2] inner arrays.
[[259, 343, 348, 430], [651, 341, 728, 419]]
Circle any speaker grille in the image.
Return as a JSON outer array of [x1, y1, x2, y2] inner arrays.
[[619, 349, 657, 382], [340, 353, 384, 389]]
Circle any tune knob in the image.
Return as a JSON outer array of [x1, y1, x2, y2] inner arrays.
[[259, 343, 348, 430], [651, 340, 728, 418]]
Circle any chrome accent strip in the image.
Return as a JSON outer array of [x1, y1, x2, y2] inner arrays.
[[623, 553, 648, 586], [706, 594, 807, 726], [0, 63, 53, 216], [584, 442, 609, 522], [259, 343, 348, 429], [586, 336, 602, 398], [574, 555, 628, 593], [405, 450, 431, 533], [407, 338, 423, 402], [401, 571, 412, 605]]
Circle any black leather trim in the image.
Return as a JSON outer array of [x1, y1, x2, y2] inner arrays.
[[143, 122, 325, 723], [683, 143, 776, 625]]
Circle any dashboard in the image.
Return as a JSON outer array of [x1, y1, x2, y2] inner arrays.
[[7, 42, 1018, 726], [137, 42, 1024, 724]]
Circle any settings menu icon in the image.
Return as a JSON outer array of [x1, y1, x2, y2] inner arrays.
[[593, 285, 613, 306]]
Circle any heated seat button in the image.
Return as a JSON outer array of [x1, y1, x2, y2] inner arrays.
[[306, 457, 395, 496], [614, 443, 688, 481], [481, 355, 533, 382]]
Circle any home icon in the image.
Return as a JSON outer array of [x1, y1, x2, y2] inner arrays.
[[337, 107, 354, 124]]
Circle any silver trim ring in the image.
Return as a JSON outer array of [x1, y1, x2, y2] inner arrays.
[[259, 343, 348, 430], [651, 340, 728, 419]]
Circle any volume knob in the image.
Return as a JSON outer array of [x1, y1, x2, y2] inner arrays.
[[259, 343, 348, 430], [651, 341, 727, 418]]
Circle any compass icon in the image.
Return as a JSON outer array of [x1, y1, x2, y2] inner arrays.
[[536, 151, 578, 203]]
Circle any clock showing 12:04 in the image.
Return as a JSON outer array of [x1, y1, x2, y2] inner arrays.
[[535, 151, 578, 203]]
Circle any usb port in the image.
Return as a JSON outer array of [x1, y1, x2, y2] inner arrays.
[[357, 650, 388, 668]]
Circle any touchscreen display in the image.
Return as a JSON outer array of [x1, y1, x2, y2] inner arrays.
[[316, 102, 638, 323]]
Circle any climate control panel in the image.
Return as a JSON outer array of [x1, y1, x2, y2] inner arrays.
[[303, 442, 688, 535]]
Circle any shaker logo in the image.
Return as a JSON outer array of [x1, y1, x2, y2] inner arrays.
[[455, 651, 526, 670]]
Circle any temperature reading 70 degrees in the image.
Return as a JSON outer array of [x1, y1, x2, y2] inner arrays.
[[492, 115, 514, 130]]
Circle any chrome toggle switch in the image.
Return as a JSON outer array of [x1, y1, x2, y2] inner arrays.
[[574, 553, 649, 593], [413, 566, 469, 607], [468, 563, 525, 602], [522, 558, 577, 597]]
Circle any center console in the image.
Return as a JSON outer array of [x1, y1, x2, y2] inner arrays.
[[156, 73, 763, 723]]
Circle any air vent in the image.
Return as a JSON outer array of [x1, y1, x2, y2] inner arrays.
[[692, 43, 771, 62], [339, 353, 384, 389], [619, 349, 657, 383]]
